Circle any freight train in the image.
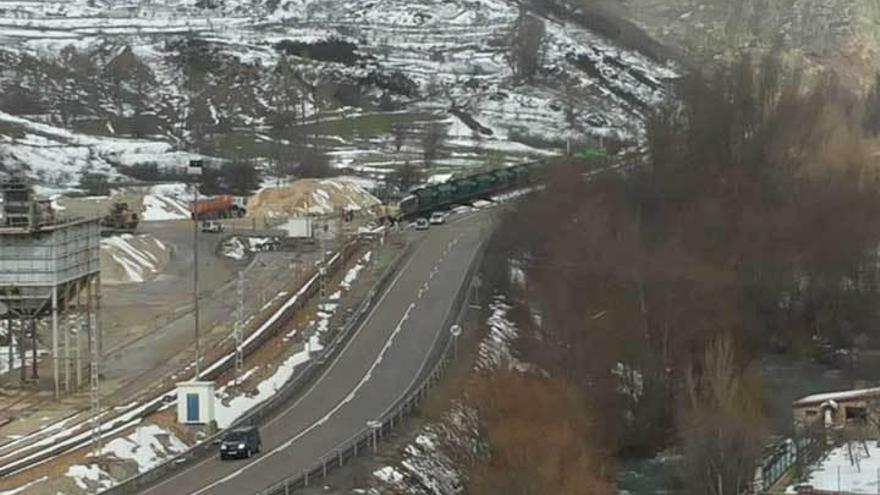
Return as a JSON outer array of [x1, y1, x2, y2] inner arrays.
[[397, 161, 542, 219], [396, 146, 608, 219]]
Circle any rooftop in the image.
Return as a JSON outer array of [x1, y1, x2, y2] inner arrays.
[[793, 387, 880, 408], [0, 216, 99, 235]]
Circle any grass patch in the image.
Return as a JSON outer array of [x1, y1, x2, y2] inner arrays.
[[297, 112, 435, 141], [0, 121, 26, 139], [207, 131, 276, 159]]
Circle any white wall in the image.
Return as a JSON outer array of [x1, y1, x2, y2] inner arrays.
[[176, 381, 215, 425]]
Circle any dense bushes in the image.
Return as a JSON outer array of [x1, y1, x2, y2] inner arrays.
[[467, 371, 614, 495], [481, 55, 880, 492]]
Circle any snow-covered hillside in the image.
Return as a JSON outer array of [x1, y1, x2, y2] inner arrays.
[[141, 183, 190, 220], [0, 0, 676, 186]]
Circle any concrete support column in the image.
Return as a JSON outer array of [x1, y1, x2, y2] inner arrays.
[[64, 289, 70, 394], [6, 315, 11, 380], [95, 276, 102, 362], [77, 279, 84, 389], [30, 318, 37, 380], [52, 287, 59, 399], [18, 318, 25, 383]]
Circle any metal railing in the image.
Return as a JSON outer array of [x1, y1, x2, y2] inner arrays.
[[256, 236, 488, 495], [757, 435, 824, 493], [99, 238, 412, 495]]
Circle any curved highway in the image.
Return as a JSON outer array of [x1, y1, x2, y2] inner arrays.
[[140, 210, 491, 495]]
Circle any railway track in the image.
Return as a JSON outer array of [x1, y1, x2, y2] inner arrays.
[[0, 240, 360, 479]]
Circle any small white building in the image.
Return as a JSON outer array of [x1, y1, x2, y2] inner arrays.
[[176, 381, 215, 425], [792, 387, 880, 433], [277, 217, 314, 238]]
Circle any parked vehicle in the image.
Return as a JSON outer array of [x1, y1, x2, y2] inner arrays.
[[218, 426, 261, 460], [190, 195, 246, 220], [414, 218, 430, 230], [201, 220, 224, 233], [429, 211, 447, 225]]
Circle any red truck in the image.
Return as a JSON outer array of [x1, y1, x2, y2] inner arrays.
[[189, 195, 246, 220]]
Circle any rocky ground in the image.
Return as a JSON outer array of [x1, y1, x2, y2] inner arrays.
[[605, 0, 880, 90]]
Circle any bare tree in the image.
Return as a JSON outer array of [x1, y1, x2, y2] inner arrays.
[[294, 145, 331, 178], [864, 72, 880, 135], [57, 46, 97, 127], [103, 45, 154, 116], [422, 123, 446, 167], [268, 139, 297, 186], [391, 121, 407, 153], [269, 56, 301, 133], [680, 335, 765, 495], [387, 161, 424, 195], [507, 8, 545, 81]]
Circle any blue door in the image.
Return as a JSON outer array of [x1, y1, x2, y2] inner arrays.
[[186, 393, 199, 422]]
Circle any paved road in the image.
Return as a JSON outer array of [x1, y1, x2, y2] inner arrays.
[[141, 211, 491, 495]]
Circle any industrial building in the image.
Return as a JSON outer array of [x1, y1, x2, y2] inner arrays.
[[0, 176, 101, 399]]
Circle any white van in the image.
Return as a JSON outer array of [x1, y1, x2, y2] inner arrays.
[[202, 221, 225, 233]]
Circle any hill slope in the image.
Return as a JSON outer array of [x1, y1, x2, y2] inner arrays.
[[0, 0, 677, 187]]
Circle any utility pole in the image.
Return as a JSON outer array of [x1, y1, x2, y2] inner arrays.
[[188, 160, 203, 379], [319, 217, 327, 304], [235, 271, 244, 384], [90, 309, 101, 453]]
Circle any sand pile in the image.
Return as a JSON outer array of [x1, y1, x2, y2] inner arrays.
[[246, 178, 380, 219]]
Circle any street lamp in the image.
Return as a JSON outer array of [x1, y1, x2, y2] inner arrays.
[[366, 420, 382, 453], [450, 324, 462, 359], [188, 159, 203, 380]]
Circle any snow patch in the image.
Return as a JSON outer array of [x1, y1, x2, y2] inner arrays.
[[340, 251, 371, 290], [101, 234, 168, 284], [373, 465, 405, 485], [142, 183, 190, 221], [369, 405, 477, 495], [88, 423, 188, 473], [221, 237, 274, 260], [788, 442, 880, 493], [475, 295, 524, 371], [66, 464, 113, 492], [213, 335, 322, 428]]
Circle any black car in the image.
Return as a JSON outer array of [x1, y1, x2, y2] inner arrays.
[[219, 426, 262, 460]]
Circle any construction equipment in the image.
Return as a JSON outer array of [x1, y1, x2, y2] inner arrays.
[[100, 202, 139, 236]]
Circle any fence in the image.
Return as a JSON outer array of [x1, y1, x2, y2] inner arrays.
[[99, 236, 412, 494], [763, 438, 880, 495], [759, 435, 824, 492], [255, 235, 488, 495]]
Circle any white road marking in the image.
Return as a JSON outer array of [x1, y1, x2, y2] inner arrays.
[[151, 216, 486, 495], [190, 228, 470, 493], [191, 302, 417, 494], [378, 234, 486, 422], [147, 247, 422, 495]]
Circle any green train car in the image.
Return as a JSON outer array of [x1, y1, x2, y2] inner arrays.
[[398, 161, 542, 219]]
